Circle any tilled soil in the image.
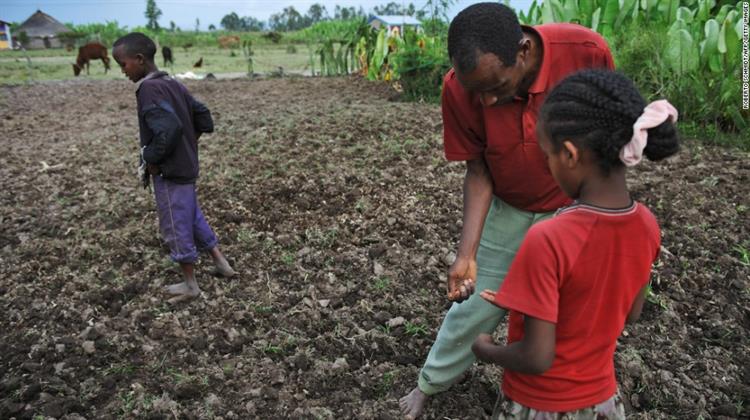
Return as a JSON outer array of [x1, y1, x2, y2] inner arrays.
[[0, 76, 748, 419]]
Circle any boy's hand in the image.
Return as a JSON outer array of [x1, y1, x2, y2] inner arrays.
[[447, 256, 476, 302], [147, 164, 161, 175]]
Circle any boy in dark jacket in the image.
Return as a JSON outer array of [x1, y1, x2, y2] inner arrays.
[[113, 32, 235, 302]]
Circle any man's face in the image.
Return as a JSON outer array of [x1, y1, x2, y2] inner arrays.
[[454, 50, 526, 107], [112, 45, 147, 82]]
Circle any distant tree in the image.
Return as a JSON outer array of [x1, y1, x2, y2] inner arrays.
[[374, 2, 417, 16], [17, 30, 30, 48], [241, 16, 265, 31], [334, 5, 365, 20], [306, 3, 328, 24], [422, 0, 455, 35], [169, 20, 176, 32], [195, 18, 200, 32], [221, 12, 242, 31], [145, 0, 162, 31], [208, 23, 216, 31], [269, 6, 305, 31]]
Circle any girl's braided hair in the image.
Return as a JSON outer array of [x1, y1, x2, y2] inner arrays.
[[539, 69, 679, 174]]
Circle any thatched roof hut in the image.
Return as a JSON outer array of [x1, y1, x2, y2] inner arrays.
[[16, 10, 72, 49]]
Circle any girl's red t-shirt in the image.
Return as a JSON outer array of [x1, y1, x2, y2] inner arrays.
[[494, 201, 660, 412]]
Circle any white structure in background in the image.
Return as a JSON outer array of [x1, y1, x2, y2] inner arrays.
[[367, 15, 422, 37], [0, 20, 12, 50]]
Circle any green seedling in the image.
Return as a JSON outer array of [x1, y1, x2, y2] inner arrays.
[[405, 321, 428, 337]]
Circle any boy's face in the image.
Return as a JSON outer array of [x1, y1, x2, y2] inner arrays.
[[112, 45, 147, 82]]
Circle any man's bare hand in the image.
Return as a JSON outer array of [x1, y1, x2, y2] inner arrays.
[[447, 256, 477, 302]]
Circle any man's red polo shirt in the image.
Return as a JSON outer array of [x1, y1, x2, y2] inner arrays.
[[442, 23, 615, 213]]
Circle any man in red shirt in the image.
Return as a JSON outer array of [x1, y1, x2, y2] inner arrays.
[[399, 4, 614, 418]]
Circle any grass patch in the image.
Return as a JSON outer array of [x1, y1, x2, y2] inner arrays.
[[375, 371, 396, 399], [0, 43, 312, 85], [404, 321, 428, 337], [373, 276, 390, 292]]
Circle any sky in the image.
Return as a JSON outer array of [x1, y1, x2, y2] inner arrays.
[[2, 0, 534, 30]]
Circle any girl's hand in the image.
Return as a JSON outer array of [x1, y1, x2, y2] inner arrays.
[[472, 333, 497, 362], [479, 289, 501, 307]]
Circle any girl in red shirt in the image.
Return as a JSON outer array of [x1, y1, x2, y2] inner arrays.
[[471, 69, 680, 418]]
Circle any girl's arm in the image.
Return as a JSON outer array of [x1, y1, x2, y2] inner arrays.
[[473, 290, 556, 374], [626, 283, 649, 324]]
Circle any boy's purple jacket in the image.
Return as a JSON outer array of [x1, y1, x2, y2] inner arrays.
[[136, 71, 213, 183]]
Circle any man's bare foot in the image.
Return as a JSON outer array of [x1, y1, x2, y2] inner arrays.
[[163, 281, 200, 297], [399, 387, 428, 419]]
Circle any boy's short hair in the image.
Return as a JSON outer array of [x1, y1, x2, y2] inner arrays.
[[113, 32, 157, 61]]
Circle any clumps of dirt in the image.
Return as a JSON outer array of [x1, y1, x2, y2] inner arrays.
[[0, 76, 748, 419]]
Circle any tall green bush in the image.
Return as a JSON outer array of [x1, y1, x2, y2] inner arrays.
[[391, 29, 449, 101], [519, 0, 746, 133]]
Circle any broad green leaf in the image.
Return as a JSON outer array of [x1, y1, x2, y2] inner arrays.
[[722, 17, 740, 66], [666, 28, 698, 74], [727, 108, 748, 131], [591, 7, 602, 32], [528, 1, 540, 24], [562, 0, 579, 23], [702, 19, 720, 56], [707, 54, 722, 73], [599, 0, 619, 36], [368, 29, 387, 80], [715, 4, 731, 25], [542, 0, 557, 23], [641, 0, 659, 17], [552, 0, 566, 21], [615, 0, 637, 30], [724, 10, 738, 25], [657, 0, 679, 24], [519, 10, 528, 23], [676, 7, 694, 24], [579, 0, 595, 25], [695, 0, 715, 23], [668, 19, 689, 35]]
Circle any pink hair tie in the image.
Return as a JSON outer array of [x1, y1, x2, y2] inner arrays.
[[619, 99, 678, 167]]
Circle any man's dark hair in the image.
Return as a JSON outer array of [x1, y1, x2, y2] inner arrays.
[[540, 69, 680, 174], [447, 3, 523, 73], [113, 32, 157, 61]]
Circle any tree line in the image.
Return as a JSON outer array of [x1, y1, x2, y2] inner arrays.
[[143, 0, 451, 32], [221, 2, 428, 32]]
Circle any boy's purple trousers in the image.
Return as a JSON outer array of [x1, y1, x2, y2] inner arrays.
[[152, 175, 218, 263]]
